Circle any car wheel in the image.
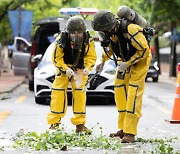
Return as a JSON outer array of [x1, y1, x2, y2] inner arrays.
[[153, 77, 158, 82], [29, 80, 34, 91], [145, 77, 147, 82], [35, 97, 46, 104]]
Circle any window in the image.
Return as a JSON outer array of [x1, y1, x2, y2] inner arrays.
[[16, 39, 29, 52]]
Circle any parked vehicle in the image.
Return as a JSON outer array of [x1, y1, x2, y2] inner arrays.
[[8, 37, 31, 75], [34, 41, 115, 104], [146, 59, 159, 82], [28, 16, 69, 91], [10, 8, 97, 91]]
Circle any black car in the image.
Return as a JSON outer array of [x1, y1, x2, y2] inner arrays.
[[146, 59, 159, 82], [28, 16, 69, 91]]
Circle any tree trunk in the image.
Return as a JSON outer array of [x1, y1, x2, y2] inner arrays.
[[169, 39, 177, 77], [154, 31, 161, 74], [169, 22, 177, 77]]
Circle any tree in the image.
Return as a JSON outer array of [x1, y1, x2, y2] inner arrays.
[[0, 0, 72, 44], [143, 0, 180, 77]]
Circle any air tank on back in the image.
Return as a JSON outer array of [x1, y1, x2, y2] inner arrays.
[[117, 5, 148, 28]]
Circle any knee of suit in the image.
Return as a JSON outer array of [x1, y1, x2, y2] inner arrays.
[[72, 89, 86, 111], [50, 88, 67, 114]]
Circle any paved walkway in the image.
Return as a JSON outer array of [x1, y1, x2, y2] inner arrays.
[[0, 69, 25, 94]]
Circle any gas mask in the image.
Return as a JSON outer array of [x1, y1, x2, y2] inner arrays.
[[69, 32, 84, 50], [102, 24, 118, 37], [98, 31, 111, 48], [69, 32, 84, 68]]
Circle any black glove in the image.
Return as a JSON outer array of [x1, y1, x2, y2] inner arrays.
[[144, 27, 155, 37], [100, 40, 110, 47]]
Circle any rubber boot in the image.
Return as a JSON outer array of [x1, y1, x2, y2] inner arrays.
[[121, 133, 135, 143], [109, 130, 124, 139], [76, 124, 90, 133], [49, 123, 60, 130]]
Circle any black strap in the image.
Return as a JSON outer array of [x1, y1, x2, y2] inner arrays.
[[103, 47, 118, 66]]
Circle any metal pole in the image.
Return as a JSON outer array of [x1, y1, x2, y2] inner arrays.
[[18, 0, 22, 37]]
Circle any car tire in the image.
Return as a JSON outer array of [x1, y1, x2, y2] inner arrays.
[[35, 97, 46, 104], [153, 77, 158, 82], [109, 97, 115, 104], [145, 77, 147, 82], [29, 80, 34, 91]]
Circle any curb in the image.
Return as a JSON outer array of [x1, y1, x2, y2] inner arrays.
[[0, 77, 26, 94], [158, 73, 177, 83]]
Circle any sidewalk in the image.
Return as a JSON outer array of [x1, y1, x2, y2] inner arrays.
[[159, 72, 177, 85], [0, 69, 26, 94]]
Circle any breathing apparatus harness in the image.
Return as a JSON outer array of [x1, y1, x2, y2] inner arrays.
[[100, 18, 154, 65], [57, 31, 90, 71], [100, 17, 154, 79]]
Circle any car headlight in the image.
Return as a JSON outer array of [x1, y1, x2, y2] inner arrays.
[[153, 62, 159, 70]]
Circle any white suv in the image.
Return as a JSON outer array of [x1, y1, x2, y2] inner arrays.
[[34, 41, 115, 104]]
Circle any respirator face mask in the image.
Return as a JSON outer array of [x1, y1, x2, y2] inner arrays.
[[102, 24, 118, 37], [69, 32, 84, 50]]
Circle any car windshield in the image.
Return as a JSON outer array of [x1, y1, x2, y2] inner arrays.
[[42, 42, 55, 62]]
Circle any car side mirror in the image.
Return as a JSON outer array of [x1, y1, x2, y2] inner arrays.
[[33, 54, 42, 63]]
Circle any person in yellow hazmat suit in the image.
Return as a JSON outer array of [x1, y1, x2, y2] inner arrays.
[[92, 10, 152, 143], [47, 16, 97, 132]]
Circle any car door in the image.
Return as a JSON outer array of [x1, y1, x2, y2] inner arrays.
[[12, 37, 31, 75]]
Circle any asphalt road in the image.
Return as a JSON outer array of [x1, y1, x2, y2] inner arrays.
[[0, 79, 180, 153]]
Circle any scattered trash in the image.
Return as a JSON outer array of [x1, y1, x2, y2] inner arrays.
[[16, 128, 24, 137], [0, 96, 11, 100], [60, 145, 67, 151]]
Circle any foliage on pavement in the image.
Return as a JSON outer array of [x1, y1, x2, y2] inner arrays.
[[11, 126, 180, 154], [0, 146, 4, 151], [13, 127, 122, 151], [137, 137, 180, 154]]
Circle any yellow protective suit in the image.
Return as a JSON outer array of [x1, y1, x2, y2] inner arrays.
[[47, 35, 96, 126], [102, 23, 152, 135]]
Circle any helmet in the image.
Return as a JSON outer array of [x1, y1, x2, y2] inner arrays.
[[66, 16, 86, 33], [92, 10, 117, 31]]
